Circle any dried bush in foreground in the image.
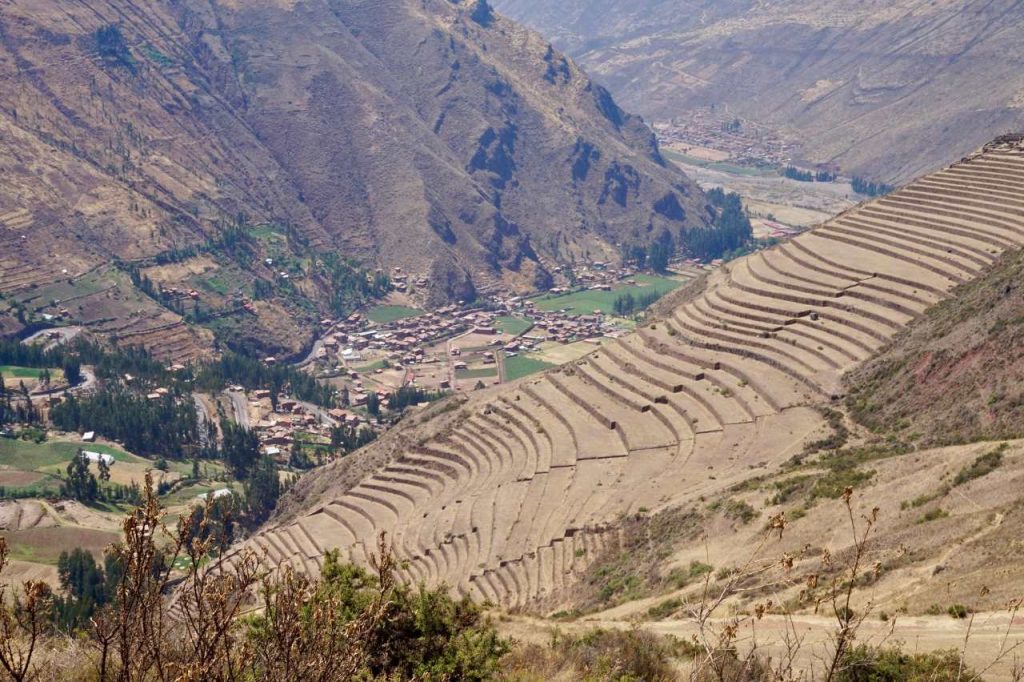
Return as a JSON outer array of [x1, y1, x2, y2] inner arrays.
[[0, 474, 507, 681]]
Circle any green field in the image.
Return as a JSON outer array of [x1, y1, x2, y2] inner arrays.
[[531, 275, 682, 316], [0, 366, 47, 379], [0, 439, 147, 473], [366, 305, 423, 324], [161, 482, 221, 508], [0, 527, 121, 565], [455, 367, 499, 380], [199, 274, 234, 296], [495, 316, 534, 337], [354, 359, 388, 373], [662, 150, 775, 177], [503, 354, 555, 381], [248, 223, 287, 241]]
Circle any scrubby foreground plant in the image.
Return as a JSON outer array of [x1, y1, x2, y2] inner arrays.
[[0, 474, 507, 681]]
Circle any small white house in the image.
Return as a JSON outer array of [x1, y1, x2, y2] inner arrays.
[[81, 431, 96, 443], [196, 488, 233, 502], [81, 451, 115, 466]]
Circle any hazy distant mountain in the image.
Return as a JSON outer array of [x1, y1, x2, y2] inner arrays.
[[493, 0, 1024, 183], [0, 0, 708, 356]]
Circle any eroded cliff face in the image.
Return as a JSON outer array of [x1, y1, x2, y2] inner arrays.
[[0, 0, 708, 356], [494, 0, 1024, 183]]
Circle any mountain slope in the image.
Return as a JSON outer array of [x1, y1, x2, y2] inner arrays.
[[0, 0, 707, 357], [492, 0, 1024, 183], [848, 243, 1024, 446], [229, 136, 1024, 610]]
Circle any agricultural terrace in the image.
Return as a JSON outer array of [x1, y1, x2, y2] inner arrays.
[[223, 137, 1024, 613]]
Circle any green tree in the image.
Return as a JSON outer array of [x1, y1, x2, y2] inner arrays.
[[243, 455, 280, 524], [61, 451, 99, 503], [366, 392, 381, 417], [62, 358, 82, 386], [97, 457, 111, 482], [221, 420, 260, 480]]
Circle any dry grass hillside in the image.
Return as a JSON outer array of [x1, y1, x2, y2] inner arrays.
[[848, 247, 1024, 447], [218, 135, 1024, 620], [0, 0, 707, 357], [492, 0, 1024, 184]]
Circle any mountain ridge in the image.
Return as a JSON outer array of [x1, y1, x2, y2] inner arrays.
[[0, 0, 708, 357], [492, 0, 1024, 183]]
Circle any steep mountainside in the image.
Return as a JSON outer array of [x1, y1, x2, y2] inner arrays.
[[226, 137, 1024, 611], [492, 0, 1024, 183], [848, 246, 1024, 447], [0, 0, 707, 358]]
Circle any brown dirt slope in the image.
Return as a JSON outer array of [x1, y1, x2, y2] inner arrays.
[[847, 246, 1024, 446], [221, 136, 1024, 612], [0, 0, 708, 357], [492, 0, 1024, 184]]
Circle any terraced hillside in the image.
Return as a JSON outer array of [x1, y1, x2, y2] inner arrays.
[[228, 135, 1024, 610]]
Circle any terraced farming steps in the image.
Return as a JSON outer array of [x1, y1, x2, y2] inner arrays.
[[228, 137, 1024, 610]]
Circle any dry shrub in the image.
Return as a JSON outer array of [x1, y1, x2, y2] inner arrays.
[[0, 473, 508, 681], [500, 627, 691, 681]]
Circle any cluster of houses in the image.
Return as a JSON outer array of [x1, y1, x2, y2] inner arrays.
[[310, 261, 665, 381], [311, 309, 470, 372], [652, 111, 789, 168]]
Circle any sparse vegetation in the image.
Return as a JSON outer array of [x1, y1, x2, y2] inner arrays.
[[917, 508, 949, 523], [95, 25, 135, 73], [947, 603, 969, 619], [835, 645, 975, 680], [804, 408, 850, 454], [711, 498, 759, 524], [500, 628, 694, 681], [0, 477, 510, 681], [579, 508, 701, 610], [953, 443, 1006, 486]]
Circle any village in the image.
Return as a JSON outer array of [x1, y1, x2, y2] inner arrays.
[[652, 107, 792, 168], [226, 259, 702, 456], [1, 258, 709, 476]]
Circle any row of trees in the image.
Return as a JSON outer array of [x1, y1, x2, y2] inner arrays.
[[53, 548, 125, 631], [0, 340, 81, 385], [218, 420, 281, 524], [320, 253, 392, 318], [852, 175, 895, 197], [330, 424, 378, 455], [682, 187, 754, 261], [0, 382, 40, 427], [50, 389, 199, 459], [195, 352, 336, 408], [612, 290, 664, 317], [783, 165, 837, 182], [624, 229, 674, 274], [56, 451, 144, 506], [365, 385, 448, 418]]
